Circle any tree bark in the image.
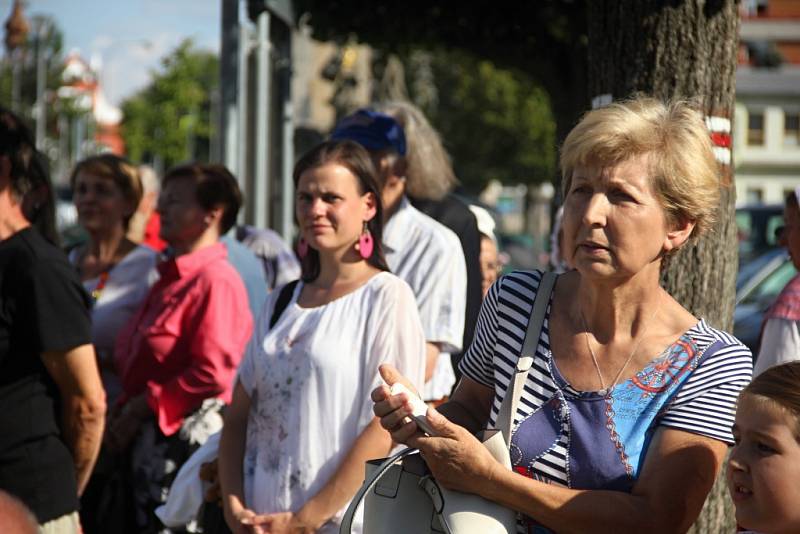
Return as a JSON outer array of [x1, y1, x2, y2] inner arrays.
[[587, 2, 740, 532]]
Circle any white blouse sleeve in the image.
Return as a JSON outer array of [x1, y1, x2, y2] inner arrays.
[[358, 276, 427, 430], [412, 231, 467, 355], [755, 317, 800, 376], [237, 286, 281, 396]]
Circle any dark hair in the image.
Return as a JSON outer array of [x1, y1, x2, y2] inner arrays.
[[293, 140, 390, 282], [162, 163, 242, 234], [0, 107, 59, 245], [70, 154, 143, 230], [786, 191, 799, 210]]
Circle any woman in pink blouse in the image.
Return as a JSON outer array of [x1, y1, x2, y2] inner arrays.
[[109, 164, 253, 533]]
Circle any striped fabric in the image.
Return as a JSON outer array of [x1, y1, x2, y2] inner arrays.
[[460, 270, 753, 495]]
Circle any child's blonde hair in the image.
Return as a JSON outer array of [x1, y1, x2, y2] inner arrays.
[[742, 362, 800, 437]]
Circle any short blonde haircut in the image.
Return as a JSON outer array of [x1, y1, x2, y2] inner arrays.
[[70, 154, 143, 229], [560, 96, 720, 240], [376, 101, 457, 201]]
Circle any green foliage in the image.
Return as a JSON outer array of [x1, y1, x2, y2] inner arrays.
[[0, 14, 65, 125], [295, 0, 581, 189], [294, 0, 586, 79], [407, 50, 556, 191], [121, 39, 218, 169]]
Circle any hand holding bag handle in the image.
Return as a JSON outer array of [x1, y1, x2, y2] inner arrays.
[[340, 447, 419, 532], [436, 271, 557, 533], [341, 271, 558, 534]]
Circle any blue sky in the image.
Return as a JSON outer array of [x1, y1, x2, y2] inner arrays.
[[2, 0, 220, 105]]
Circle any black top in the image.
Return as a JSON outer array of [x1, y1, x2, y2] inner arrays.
[[0, 227, 92, 522], [410, 194, 482, 378]]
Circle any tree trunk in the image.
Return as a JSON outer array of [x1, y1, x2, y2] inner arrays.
[[587, 2, 740, 532]]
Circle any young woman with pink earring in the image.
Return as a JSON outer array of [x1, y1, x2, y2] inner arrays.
[[218, 140, 427, 534]]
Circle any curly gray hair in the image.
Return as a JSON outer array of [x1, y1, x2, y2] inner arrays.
[[376, 101, 457, 201]]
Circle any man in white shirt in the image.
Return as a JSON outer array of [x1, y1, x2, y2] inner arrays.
[[332, 110, 467, 401]]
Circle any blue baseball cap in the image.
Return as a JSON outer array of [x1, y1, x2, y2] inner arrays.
[[330, 109, 407, 156]]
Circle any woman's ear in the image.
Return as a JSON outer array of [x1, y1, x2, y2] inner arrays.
[[205, 206, 225, 229], [362, 191, 378, 222], [663, 217, 696, 253]]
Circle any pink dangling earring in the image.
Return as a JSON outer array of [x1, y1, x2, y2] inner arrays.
[[358, 223, 374, 260], [297, 237, 309, 259]]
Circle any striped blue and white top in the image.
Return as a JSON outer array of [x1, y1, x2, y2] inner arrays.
[[460, 270, 753, 502]]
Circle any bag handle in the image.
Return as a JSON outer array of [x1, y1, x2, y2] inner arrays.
[[340, 271, 557, 533], [494, 271, 557, 445], [339, 447, 419, 534]]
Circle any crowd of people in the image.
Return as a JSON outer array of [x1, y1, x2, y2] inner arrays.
[[1, 94, 800, 534]]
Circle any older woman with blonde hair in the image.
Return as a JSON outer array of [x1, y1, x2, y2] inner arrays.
[[373, 96, 753, 533]]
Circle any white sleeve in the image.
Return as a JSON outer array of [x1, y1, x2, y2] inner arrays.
[[416, 232, 467, 354], [237, 287, 280, 396], [358, 277, 427, 430], [755, 318, 800, 376]]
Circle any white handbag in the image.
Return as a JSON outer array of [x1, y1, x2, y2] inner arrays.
[[340, 272, 558, 534]]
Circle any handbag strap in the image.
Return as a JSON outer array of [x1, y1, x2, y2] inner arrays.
[[339, 447, 419, 534], [494, 271, 557, 445]]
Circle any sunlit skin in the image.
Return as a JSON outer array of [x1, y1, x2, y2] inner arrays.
[[728, 395, 800, 534], [780, 202, 800, 270], [157, 176, 215, 254], [73, 172, 134, 235], [479, 235, 499, 297], [219, 162, 383, 534], [295, 163, 374, 262], [561, 155, 682, 285]]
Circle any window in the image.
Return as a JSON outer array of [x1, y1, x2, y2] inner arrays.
[[746, 188, 763, 204], [785, 112, 799, 147], [748, 112, 765, 146]]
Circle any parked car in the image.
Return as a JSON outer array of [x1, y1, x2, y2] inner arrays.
[[736, 204, 783, 266], [734, 249, 796, 353]]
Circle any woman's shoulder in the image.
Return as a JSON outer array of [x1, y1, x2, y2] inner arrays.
[[193, 251, 249, 296], [491, 269, 549, 301], [120, 244, 160, 267], [685, 320, 753, 371], [367, 270, 413, 294], [688, 320, 750, 350]]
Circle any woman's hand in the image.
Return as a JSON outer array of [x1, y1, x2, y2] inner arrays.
[[371, 364, 424, 444], [408, 406, 503, 497], [242, 511, 318, 534], [224, 504, 271, 534]]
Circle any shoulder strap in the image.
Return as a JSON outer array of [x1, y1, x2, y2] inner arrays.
[[269, 280, 299, 329], [494, 271, 557, 445]]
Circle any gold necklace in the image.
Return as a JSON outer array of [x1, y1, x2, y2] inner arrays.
[[578, 295, 662, 396]]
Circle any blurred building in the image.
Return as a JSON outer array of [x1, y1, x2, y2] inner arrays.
[[59, 52, 124, 156], [292, 26, 373, 140], [734, 0, 800, 205]]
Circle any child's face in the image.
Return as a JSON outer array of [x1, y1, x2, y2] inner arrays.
[[728, 395, 800, 534]]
